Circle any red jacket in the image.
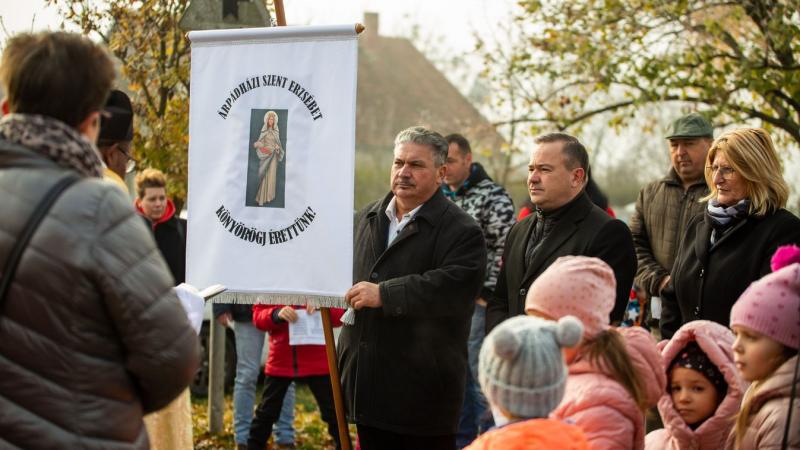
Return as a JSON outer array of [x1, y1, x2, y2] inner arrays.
[[252, 305, 344, 377]]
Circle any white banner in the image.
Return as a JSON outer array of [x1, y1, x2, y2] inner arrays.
[[186, 25, 357, 307]]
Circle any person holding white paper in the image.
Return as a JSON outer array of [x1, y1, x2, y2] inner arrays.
[[248, 304, 345, 450]]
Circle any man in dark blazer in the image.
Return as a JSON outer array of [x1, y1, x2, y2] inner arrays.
[[486, 132, 636, 332], [338, 126, 486, 450]]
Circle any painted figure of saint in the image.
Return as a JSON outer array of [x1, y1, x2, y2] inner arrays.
[[254, 110, 284, 205]]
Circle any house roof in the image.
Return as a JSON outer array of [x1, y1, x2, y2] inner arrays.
[[356, 18, 505, 154]]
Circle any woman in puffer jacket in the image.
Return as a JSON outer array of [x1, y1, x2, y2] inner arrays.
[[525, 256, 666, 450], [646, 321, 746, 449]]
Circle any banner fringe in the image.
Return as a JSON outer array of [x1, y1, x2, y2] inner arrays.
[[212, 291, 348, 308]]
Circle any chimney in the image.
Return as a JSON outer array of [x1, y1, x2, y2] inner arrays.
[[363, 12, 378, 42]]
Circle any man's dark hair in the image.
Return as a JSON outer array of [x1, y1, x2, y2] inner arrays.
[[0, 32, 115, 128], [445, 133, 471, 155], [534, 132, 590, 172]]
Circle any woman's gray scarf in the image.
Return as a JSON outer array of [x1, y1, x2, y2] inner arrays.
[[706, 198, 750, 244], [0, 113, 103, 177]]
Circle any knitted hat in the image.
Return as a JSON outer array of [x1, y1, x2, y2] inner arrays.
[[479, 315, 583, 419], [730, 263, 800, 350], [771, 244, 800, 272], [669, 341, 728, 399], [525, 256, 615, 337]]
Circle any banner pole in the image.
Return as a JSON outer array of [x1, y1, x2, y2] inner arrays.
[[321, 308, 353, 450], [271, 3, 352, 449], [273, 0, 287, 28]]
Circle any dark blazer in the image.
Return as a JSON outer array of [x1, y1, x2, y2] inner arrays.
[[337, 190, 486, 436], [660, 209, 800, 338], [486, 191, 637, 332]]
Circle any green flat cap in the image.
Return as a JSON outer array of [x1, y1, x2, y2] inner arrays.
[[666, 113, 713, 139]]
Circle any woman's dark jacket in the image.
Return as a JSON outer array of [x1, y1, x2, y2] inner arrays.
[[137, 199, 186, 284], [660, 208, 800, 338], [0, 139, 199, 449]]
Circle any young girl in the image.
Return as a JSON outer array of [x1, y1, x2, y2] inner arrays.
[[645, 320, 745, 449], [726, 261, 799, 449], [465, 315, 589, 449], [525, 256, 666, 450]]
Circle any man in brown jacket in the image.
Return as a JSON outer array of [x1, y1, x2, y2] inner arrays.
[[630, 113, 713, 321]]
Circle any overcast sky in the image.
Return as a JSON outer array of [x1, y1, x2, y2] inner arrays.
[[0, 0, 515, 54]]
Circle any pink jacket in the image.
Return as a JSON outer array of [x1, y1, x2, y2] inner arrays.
[[552, 326, 666, 450], [724, 355, 799, 450], [645, 321, 746, 450]]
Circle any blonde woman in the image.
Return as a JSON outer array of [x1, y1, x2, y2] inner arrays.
[[660, 128, 800, 338], [254, 110, 284, 205]]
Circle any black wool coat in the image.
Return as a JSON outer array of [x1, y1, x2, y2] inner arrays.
[[141, 214, 187, 284], [337, 190, 486, 436], [486, 191, 637, 332], [660, 209, 800, 338]]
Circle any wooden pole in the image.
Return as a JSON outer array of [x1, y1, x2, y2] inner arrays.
[[273, 0, 287, 27], [271, 4, 352, 448], [321, 308, 353, 450], [208, 320, 226, 434]]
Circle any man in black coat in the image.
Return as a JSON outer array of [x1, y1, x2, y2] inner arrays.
[[486, 133, 636, 332], [338, 126, 486, 450]]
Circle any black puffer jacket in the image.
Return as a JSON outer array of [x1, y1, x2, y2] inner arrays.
[[0, 140, 200, 449]]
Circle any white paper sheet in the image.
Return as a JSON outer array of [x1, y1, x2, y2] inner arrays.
[[288, 310, 325, 346]]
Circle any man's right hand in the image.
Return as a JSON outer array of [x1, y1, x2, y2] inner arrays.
[[216, 312, 232, 327], [658, 275, 671, 295], [277, 306, 299, 323]]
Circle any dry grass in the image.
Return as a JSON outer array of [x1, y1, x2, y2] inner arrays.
[[191, 384, 356, 449]]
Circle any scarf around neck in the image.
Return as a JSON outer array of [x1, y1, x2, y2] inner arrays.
[[707, 198, 750, 227], [706, 198, 750, 244], [0, 113, 103, 177]]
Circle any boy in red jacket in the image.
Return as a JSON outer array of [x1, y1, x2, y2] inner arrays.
[[247, 304, 344, 450]]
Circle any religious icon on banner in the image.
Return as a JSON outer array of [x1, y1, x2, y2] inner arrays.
[[246, 108, 288, 208]]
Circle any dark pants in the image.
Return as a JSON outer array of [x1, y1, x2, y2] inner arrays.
[[357, 424, 455, 450], [248, 375, 340, 450]]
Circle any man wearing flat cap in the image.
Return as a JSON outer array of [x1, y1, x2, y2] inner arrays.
[[98, 89, 135, 193], [629, 112, 714, 325]]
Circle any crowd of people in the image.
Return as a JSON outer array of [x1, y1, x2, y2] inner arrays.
[[0, 30, 798, 450]]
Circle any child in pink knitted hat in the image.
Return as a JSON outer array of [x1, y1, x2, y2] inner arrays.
[[727, 260, 800, 449], [524, 256, 666, 450]]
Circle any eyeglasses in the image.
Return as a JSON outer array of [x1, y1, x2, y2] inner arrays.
[[706, 165, 735, 179], [114, 142, 138, 174]]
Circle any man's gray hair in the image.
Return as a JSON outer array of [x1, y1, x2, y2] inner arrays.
[[394, 126, 448, 167]]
